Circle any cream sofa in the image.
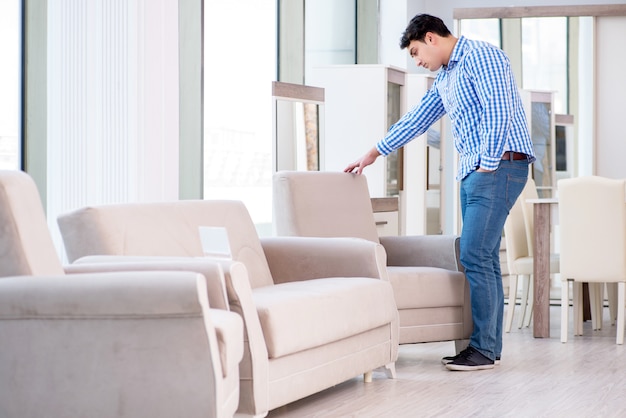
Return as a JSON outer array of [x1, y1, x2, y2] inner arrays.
[[0, 170, 243, 418], [273, 171, 472, 349], [58, 199, 399, 417]]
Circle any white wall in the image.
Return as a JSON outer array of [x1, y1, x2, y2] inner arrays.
[[595, 16, 626, 179]]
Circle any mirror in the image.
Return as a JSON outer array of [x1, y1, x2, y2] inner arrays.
[[272, 81, 325, 172], [385, 81, 402, 197]]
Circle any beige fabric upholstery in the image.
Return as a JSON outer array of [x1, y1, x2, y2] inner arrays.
[[0, 170, 243, 418], [59, 200, 275, 289], [272, 170, 472, 345], [558, 176, 626, 344], [57, 199, 399, 417], [0, 170, 64, 277], [64, 258, 241, 378]]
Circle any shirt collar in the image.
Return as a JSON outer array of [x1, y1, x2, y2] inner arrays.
[[444, 35, 467, 71]]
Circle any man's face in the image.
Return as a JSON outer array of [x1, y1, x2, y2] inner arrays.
[[408, 34, 442, 71]]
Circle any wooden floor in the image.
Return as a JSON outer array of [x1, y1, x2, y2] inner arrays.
[[267, 304, 626, 418]]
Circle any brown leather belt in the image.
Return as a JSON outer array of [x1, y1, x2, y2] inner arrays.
[[501, 151, 528, 161]]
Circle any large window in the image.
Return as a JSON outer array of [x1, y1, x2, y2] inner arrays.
[[304, 0, 355, 83], [203, 0, 276, 235], [0, 0, 21, 170], [458, 18, 501, 48], [522, 17, 568, 114]]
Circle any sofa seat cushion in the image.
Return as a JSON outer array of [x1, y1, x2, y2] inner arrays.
[[387, 266, 466, 310], [210, 309, 244, 378], [252, 277, 396, 359]]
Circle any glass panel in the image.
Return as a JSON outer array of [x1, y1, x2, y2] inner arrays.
[[386, 81, 401, 197], [275, 100, 320, 172], [302, 103, 319, 171], [531, 101, 553, 197], [522, 17, 567, 114], [426, 126, 442, 234], [203, 0, 276, 236], [304, 0, 355, 84], [0, 0, 21, 170], [458, 18, 501, 47], [555, 125, 567, 172]]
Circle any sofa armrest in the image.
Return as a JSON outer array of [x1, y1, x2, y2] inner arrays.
[[0, 271, 230, 417], [379, 234, 463, 272], [260, 236, 388, 284], [217, 260, 270, 416], [66, 255, 229, 310], [0, 270, 206, 316]]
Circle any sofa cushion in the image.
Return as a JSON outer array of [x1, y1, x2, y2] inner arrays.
[[387, 266, 466, 310], [252, 277, 396, 359]]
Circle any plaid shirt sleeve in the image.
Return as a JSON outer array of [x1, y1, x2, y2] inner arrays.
[[375, 82, 446, 156]]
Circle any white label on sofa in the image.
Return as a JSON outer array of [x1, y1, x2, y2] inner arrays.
[[198, 226, 231, 258]]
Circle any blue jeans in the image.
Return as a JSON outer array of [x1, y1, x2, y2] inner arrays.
[[460, 159, 529, 360]]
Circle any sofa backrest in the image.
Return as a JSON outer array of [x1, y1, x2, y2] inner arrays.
[[273, 171, 380, 243], [0, 170, 65, 277], [58, 200, 275, 288]]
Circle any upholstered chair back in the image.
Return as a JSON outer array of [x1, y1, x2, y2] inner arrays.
[[0, 170, 64, 277], [519, 177, 539, 254], [273, 171, 380, 242], [558, 176, 626, 282], [58, 200, 275, 288], [503, 193, 530, 272]]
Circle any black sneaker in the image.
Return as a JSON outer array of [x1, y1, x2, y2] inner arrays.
[[445, 346, 495, 371], [442, 352, 500, 365], [441, 349, 465, 365]]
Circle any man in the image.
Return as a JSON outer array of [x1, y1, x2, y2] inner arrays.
[[345, 14, 535, 371]]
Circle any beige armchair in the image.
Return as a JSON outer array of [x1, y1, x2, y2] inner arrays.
[[57, 199, 399, 417], [272, 171, 472, 350], [0, 170, 243, 418]]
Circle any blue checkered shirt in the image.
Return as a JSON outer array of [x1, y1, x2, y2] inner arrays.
[[376, 36, 535, 181]]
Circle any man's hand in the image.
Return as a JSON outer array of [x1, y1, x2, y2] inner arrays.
[[344, 147, 381, 175]]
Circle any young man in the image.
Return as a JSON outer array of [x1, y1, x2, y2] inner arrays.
[[345, 14, 535, 371]]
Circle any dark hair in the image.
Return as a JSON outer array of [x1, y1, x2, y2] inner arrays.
[[399, 14, 452, 49]]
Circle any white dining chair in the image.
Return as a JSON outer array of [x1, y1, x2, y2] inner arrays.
[[559, 176, 626, 344]]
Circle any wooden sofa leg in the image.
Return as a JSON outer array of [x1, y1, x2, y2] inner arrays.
[[363, 371, 373, 383]]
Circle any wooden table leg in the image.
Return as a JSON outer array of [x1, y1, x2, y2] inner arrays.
[[533, 202, 551, 338]]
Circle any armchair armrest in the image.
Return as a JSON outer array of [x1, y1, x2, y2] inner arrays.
[[66, 255, 229, 310], [379, 234, 463, 272], [0, 270, 205, 317], [0, 271, 228, 418], [260, 236, 388, 284], [217, 259, 270, 416]]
